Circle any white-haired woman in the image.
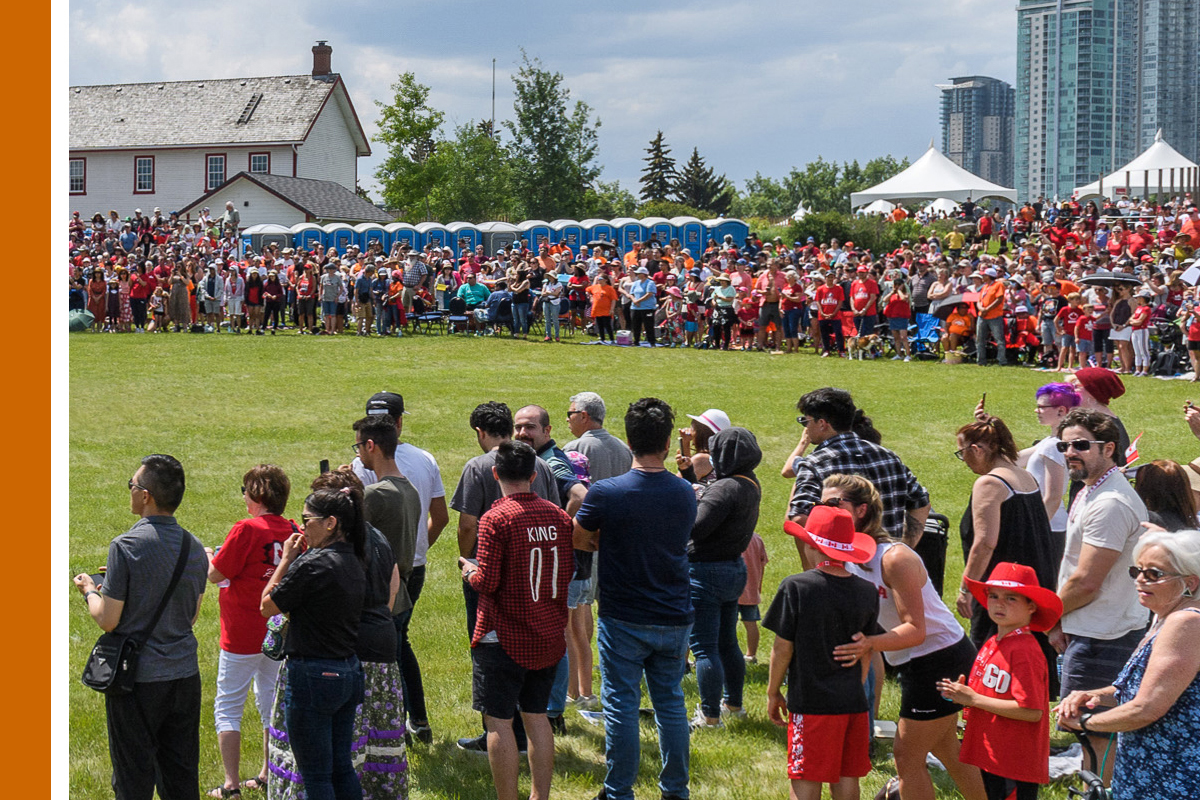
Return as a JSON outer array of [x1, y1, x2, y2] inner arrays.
[[1056, 529, 1200, 799]]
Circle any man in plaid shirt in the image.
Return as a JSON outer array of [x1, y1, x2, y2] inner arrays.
[[461, 440, 573, 800], [787, 387, 931, 548]]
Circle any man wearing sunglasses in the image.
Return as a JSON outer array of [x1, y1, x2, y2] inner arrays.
[[1052, 408, 1148, 783]]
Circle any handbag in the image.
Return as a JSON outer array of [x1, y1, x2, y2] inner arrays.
[[262, 614, 289, 661], [81, 534, 192, 695]]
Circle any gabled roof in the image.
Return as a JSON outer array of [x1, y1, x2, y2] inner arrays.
[[181, 172, 392, 224], [69, 74, 370, 155]]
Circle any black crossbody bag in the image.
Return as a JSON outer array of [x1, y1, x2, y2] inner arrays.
[[82, 535, 192, 695]]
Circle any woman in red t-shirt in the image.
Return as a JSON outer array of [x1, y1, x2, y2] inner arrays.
[[207, 465, 296, 796], [883, 278, 912, 361]]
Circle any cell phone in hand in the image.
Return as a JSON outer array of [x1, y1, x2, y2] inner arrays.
[[319, 459, 330, 475]]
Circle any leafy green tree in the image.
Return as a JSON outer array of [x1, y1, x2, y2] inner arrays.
[[504, 52, 601, 220], [372, 72, 446, 219], [427, 122, 518, 223], [639, 131, 677, 202], [731, 172, 791, 219], [582, 180, 637, 219], [673, 148, 734, 216], [635, 199, 707, 219]]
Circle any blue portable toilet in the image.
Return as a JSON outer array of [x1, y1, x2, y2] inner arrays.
[[610, 217, 648, 254], [323, 223, 356, 254], [703, 218, 750, 251], [640, 217, 674, 248], [385, 222, 419, 253], [670, 216, 705, 256], [550, 219, 584, 255], [242, 223, 293, 256], [580, 219, 617, 248], [517, 220, 553, 252], [354, 222, 387, 253], [446, 222, 481, 259], [416, 222, 450, 252], [291, 222, 324, 252], [478, 221, 519, 255]]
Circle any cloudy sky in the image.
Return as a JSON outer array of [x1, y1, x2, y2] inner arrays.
[[67, 0, 1016, 199]]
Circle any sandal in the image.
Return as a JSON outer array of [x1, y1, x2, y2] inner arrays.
[[207, 787, 241, 799], [241, 777, 267, 791]]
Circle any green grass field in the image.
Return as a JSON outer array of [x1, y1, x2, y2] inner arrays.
[[68, 330, 1198, 799]]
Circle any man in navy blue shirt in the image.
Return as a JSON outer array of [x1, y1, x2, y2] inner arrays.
[[575, 397, 696, 800]]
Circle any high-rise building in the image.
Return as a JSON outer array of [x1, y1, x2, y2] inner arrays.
[[1015, 0, 1200, 202], [937, 76, 1015, 188]]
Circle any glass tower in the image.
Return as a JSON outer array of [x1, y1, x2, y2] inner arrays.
[[937, 76, 1015, 187]]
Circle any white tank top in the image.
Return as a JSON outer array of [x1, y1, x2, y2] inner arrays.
[[847, 541, 964, 666]]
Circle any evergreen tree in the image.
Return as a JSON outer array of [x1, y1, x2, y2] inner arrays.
[[639, 131, 676, 202], [673, 148, 734, 216]]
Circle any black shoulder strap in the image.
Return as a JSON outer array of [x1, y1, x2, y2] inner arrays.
[[139, 533, 192, 644]]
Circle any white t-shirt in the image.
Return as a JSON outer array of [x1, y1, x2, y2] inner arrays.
[[1026, 436, 1068, 531], [352, 441, 446, 567], [1059, 471, 1148, 639]]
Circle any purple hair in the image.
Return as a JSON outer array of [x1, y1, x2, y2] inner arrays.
[[1036, 382, 1081, 408]]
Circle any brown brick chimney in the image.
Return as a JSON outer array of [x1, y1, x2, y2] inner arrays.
[[312, 41, 332, 77]]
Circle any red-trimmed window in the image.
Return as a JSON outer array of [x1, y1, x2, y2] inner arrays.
[[69, 158, 86, 194], [249, 152, 270, 174], [134, 155, 155, 193], [206, 153, 226, 190]]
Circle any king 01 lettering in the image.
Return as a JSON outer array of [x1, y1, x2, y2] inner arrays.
[[528, 546, 560, 602]]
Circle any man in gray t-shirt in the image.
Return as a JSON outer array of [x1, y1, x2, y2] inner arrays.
[[73, 454, 207, 800], [562, 391, 632, 482]]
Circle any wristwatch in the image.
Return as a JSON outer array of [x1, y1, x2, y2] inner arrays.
[[1078, 711, 1094, 734]]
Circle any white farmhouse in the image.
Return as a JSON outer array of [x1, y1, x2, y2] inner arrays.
[[68, 42, 386, 226]]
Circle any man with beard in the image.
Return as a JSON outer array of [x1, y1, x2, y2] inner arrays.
[[1051, 408, 1147, 784]]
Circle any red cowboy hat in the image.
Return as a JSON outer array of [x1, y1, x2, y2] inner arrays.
[[964, 562, 1063, 632], [784, 506, 877, 564]]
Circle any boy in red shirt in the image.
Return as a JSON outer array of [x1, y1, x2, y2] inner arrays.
[[814, 272, 846, 357], [1054, 293, 1084, 371], [1073, 305, 1097, 367], [937, 563, 1063, 800], [461, 440, 573, 800]]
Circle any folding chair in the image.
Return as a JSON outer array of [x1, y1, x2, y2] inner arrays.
[[910, 313, 943, 360], [446, 297, 470, 335]]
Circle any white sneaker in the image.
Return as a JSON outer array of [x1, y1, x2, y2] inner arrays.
[[891, 355, 902, 360], [903, 355, 911, 362], [573, 694, 600, 711], [720, 704, 748, 721], [689, 705, 723, 730]]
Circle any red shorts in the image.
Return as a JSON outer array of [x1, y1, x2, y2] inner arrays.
[[786, 711, 870, 784]]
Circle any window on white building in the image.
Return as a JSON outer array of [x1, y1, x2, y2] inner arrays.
[[134, 156, 155, 193], [249, 153, 270, 174], [207, 154, 226, 190], [70, 158, 86, 194]]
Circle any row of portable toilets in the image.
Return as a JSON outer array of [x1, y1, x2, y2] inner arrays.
[[241, 217, 751, 261]]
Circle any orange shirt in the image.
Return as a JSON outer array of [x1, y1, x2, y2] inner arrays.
[[979, 281, 1006, 320], [588, 283, 618, 317], [947, 311, 974, 337]]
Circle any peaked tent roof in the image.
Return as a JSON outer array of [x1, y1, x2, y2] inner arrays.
[[69, 74, 370, 155], [850, 142, 1017, 208], [180, 172, 392, 224], [1073, 130, 1198, 200]]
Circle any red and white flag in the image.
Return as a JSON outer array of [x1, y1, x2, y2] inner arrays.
[[1125, 431, 1143, 466]]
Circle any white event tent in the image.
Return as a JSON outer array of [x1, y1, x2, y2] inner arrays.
[[856, 199, 895, 216], [850, 141, 1017, 208], [1073, 130, 1199, 200]]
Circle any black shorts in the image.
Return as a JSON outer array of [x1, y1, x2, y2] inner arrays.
[[471, 642, 557, 720], [895, 636, 977, 721], [1188, 340, 1200, 352]]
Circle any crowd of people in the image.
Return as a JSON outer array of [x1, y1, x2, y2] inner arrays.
[[68, 197, 1200, 376], [73, 373, 1200, 800]]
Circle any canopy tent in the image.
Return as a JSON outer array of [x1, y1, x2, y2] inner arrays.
[[850, 141, 1017, 208], [923, 198, 959, 215], [791, 202, 812, 221], [1073, 130, 1199, 200], [856, 199, 895, 216]]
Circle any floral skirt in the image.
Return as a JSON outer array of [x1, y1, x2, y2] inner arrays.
[[267, 659, 408, 800]]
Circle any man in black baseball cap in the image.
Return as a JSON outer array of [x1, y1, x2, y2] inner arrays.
[[366, 391, 408, 418]]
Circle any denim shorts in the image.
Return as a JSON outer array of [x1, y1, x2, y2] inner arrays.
[[738, 604, 760, 622], [888, 317, 908, 332], [567, 577, 595, 609], [321, 300, 338, 317], [1061, 627, 1146, 696], [1060, 333, 1076, 348]]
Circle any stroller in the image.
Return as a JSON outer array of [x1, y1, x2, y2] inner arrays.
[[1150, 319, 1189, 376]]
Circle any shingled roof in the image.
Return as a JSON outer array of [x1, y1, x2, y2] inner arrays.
[[69, 74, 369, 154], [181, 172, 393, 224]]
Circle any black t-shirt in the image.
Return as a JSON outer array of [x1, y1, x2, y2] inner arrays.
[[271, 540, 365, 659], [763, 570, 880, 715], [528, 266, 545, 291], [356, 527, 398, 664]]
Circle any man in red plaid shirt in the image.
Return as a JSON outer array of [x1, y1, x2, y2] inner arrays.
[[460, 440, 573, 800]]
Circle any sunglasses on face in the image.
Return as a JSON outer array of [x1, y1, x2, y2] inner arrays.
[[1056, 439, 1107, 453], [1128, 565, 1181, 583]]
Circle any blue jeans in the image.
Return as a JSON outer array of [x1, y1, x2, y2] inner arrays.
[[976, 315, 1007, 365], [374, 302, 388, 334], [513, 302, 530, 334], [689, 559, 747, 718], [285, 656, 365, 800], [782, 308, 803, 339], [598, 616, 691, 800], [544, 300, 561, 338], [855, 314, 877, 336], [548, 654, 570, 716]]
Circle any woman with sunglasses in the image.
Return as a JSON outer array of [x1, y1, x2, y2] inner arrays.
[[205, 465, 295, 798], [261, 485, 366, 800], [955, 416, 1059, 691], [1015, 383, 1080, 576], [1056, 530, 1200, 799], [829, 474, 986, 800]]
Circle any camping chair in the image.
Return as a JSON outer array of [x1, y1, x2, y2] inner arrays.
[[909, 313, 943, 360], [446, 297, 470, 335]]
